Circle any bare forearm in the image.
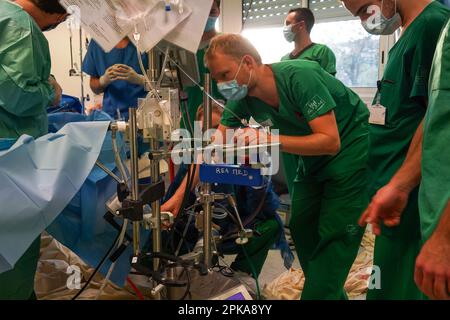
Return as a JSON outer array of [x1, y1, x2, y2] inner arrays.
[[90, 77, 105, 95], [279, 133, 340, 156], [432, 200, 450, 241], [390, 121, 424, 193]]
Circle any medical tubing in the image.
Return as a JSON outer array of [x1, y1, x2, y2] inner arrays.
[[167, 162, 197, 253], [175, 210, 196, 256], [112, 129, 128, 183], [133, 28, 174, 129], [126, 277, 145, 300], [172, 164, 196, 252], [95, 219, 129, 300], [242, 151, 273, 228], [165, 162, 192, 253], [71, 220, 127, 300], [156, 46, 171, 88], [223, 153, 273, 239], [179, 264, 192, 300]]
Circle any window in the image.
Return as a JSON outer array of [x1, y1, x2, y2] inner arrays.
[[242, 1, 303, 29], [311, 20, 379, 87], [241, 0, 380, 88]]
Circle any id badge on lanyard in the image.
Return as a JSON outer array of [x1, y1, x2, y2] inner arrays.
[[369, 80, 386, 126]]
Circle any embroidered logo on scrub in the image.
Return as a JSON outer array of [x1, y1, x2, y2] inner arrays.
[[305, 95, 326, 118]]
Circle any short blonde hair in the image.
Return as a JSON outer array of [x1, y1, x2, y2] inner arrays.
[[205, 33, 262, 65], [196, 100, 224, 121]]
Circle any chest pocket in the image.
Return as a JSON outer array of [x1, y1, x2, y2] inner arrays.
[[378, 79, 400, 128]]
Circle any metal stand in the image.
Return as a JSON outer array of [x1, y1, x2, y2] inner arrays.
[[150, 138, 162, 271], [129, 108, 141, 256], [201, 73, 215, 269]]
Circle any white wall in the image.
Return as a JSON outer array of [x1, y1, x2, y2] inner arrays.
[[221, 0, 242, 33], [44, 23, 94, 108]]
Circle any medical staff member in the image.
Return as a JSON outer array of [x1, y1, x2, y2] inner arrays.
[[202, 34, 369, 300], [342, 0, 450, 300], [282, 8, 337, 76], [82, 37, 148, 120], [0, 0, 68, 299], [182, 0, 224, 134], [415, 19, 450, 300], [281, 7, 337, 196]]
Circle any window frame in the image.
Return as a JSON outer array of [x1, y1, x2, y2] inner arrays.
[[232, 0, 389, 95]]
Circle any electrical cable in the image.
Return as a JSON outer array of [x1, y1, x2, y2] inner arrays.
[[95, 219, 130, 300], [178, 264, 191, 300], [126, 276, 145, 300], [175, 209, 196, 256], [71, 219, 126, 300], [170, 163, 197, 253], [223, 151, 274, 240]]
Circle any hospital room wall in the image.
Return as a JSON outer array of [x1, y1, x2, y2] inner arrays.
[[221, 0, 242, 33], [45, 24, 95, 109]]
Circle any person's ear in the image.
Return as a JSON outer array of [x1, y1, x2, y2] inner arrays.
[[294, 21, 305, 33], [242, 55, 255, 68]]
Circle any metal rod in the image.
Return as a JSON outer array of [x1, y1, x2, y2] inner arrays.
[[79, 28, 85, 111], [129, 108, 140, 256], [202, 73, 213, 268], [151, 139, 161, 271], [148, 49, 159, 84], [95, 160, 123, 184]]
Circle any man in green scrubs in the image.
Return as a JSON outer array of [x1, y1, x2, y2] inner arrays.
[[415, 19, 450, 301], [342, 0, 450, 299], [281, 7, 337, 76], [204, 34, 369, 299], [181, 0, 224, 134], [0, 0, 68, 299], [281, 7, 338, 195]]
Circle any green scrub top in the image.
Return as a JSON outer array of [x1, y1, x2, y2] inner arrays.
[[0, 0, 54, 139], [281, 43, 337, 76], [221, 60, 369, 180], [419, 19, 450, 241], [368, 1, 450, 198], [182, 43, 223, 133]]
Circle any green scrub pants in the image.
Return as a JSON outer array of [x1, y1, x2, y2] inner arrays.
[[289, 169, 367, 300], [0, 236, 40, 300], [366, 188, 423, 300], [229, 217, 280, 277]]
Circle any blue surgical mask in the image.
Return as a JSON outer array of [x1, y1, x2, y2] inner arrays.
[[217, 59, 253, 101], [204, 16, 218, 32], [362, 1, 402, 35]]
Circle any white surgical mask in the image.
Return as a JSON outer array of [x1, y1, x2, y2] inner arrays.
[[362, 0, 402, 35], [283, 22, 301, 43]]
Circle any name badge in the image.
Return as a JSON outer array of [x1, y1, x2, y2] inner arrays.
[[369, 104, 386, 125]]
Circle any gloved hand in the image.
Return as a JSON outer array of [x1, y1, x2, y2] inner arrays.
[[99, 65, 117, 89], [113, 64, 146, 86]]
